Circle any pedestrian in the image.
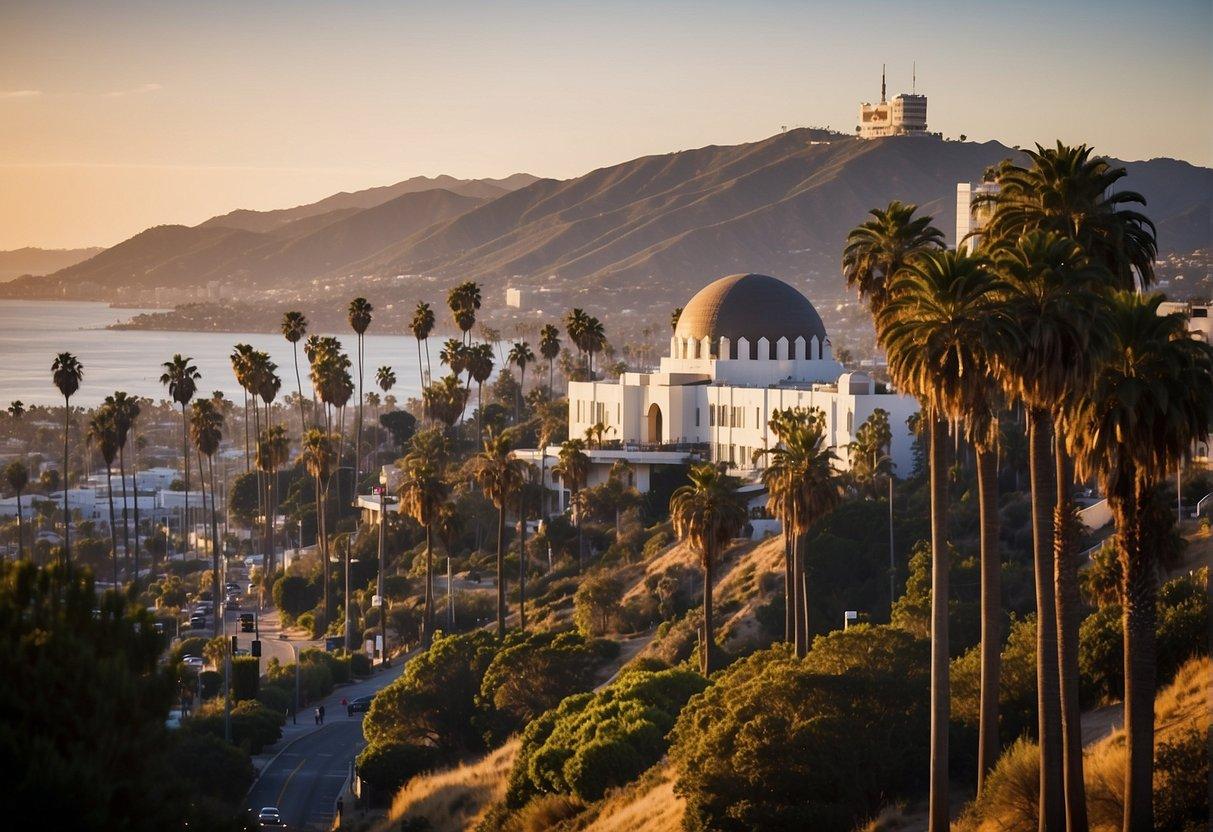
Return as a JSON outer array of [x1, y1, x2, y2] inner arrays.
[[336, 796, 344, 821], [319, 704, 326, 724], [314, 707, 320, 725]]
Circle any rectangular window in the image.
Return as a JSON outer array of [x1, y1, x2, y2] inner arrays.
[[709, 406, 715, 427], [695, 408, 700, 427], [756, 407, 760, 428]]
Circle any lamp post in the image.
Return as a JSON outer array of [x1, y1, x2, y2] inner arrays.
[[335, 531, 356, 652], [374, 480, 388, 666]]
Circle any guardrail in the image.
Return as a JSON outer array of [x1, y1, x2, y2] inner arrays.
[[1192, 492, 1213, 518]]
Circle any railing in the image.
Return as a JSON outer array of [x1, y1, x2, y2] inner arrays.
[[1193, 492, 1213, 518]]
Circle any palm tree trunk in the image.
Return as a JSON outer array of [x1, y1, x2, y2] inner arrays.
[[119, 446, 131, 575], [702, 538, 715, 674], [204, 454, 220, 639], [1120, 474, 1154, 832], [423, 522, 434, 647], [106, 465, 118, 587], [549, 358, 554, 399], [132, 426, 141, 582], [518, 490, 527, 630], [1027, 407, 1064, 831], [356, 334, 364, 494], [1053, 434, 1087, 831], [495, 503, 506, 639], [242, 388, 250, 472], [62, 397, 70, 564], [182, 403, 190, 559], [293, 344, 306, 430], [976, 445, 1001, 794], [927, 413, 950, 832], [15, 490, 24, 560], [792, 501, 807, 657], [783, 529, 793, 643], [317, 477, 328, 628]]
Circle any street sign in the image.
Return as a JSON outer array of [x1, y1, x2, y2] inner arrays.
[[372, 485, 384, 495], [844, 610, 858, 630], [251, 639, 261, 658], [371, 594, 382, 608]]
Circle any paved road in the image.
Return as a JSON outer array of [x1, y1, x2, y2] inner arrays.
[[247, 717, 366, 831]]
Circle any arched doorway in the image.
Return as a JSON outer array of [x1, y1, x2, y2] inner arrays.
[[646, 403, 663, 445]]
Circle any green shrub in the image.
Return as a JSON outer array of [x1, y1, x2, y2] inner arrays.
[[1154, 727, 1209, 832], [573, 573, 624, 637], [355, 741, 438, 802], [507, 666, 707, 805], [256, 681, 292, 715], [186, 699, 284, 754], [273, 574, 319, 619], [231, 655, 260, 701], [350, 651, 373, 677], [166, 730, 255, 804], [670, 627, 930, 832], [172, 636, 209, 664], [198, 669, 223, 700]]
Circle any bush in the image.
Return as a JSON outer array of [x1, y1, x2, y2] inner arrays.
[[172, 636, 209, 664], [517, 794, 585, 831], [1154, 727, 1209, 832], [186, 699, 285, 754], [951, 614, 1039, 747], [670, 627, 930, 832], [231, 655, 260, 701], [256, 681, 292, 715], [350, 651, 373, 677], [273, 575, 319, 619], [166, 730, 255, 804], [198, 669, 223, 700], [507, 666, 708, 805], [355, 741, 437, 802], [573, 573, 624, 637]]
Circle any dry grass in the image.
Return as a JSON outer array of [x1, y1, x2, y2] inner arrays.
[[572, 763, 685, 832], [380, 738, 520, 832]]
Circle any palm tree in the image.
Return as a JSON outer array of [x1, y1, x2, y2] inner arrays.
[[161, 355, 201, 559], [539, 324, 561, 397], [348, 297, 374, 492], [1068, 293, 1213, 832], [6, 401, 25, 420], [507, 341, 535, 422], [87, 407, 121, 585], [411, 301, 436, 387], [282, 311, 309, 429], [257, 424, 289, 581], [399, 429, 450, 647], [842, 201, 945, 315], [471, 431, 527, 638], [758, 407, 841, 656], [298, 429, 337, 629], [376, 366, 396, 398], [469, 343, 495, 445], [423, 375, 469, 433], [107, 392, 139, 577], [553, 439, 590, 570], [669, 462, 747, 675], [878, 247, 1015, 832], [51, 353, 83, 562], [993, 231, 1111, 828], [230, 344, 255, 472], [190, 399, 224, 636], [669, 307, 683, 332], [3, 461, 28, 560], [565, 308, 589, 376], [447, 282, 481, 345]]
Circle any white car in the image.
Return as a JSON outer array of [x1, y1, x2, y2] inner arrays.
[[257, 806, 283, 827], [182, 655, 205, 670]]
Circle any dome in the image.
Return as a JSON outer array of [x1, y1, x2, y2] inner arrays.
[[674, 273, 828, 352]]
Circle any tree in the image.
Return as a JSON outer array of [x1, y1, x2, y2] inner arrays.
[[348, 297, 374, 492], [160, 355, 201, 561], [1067, 292, 1213, 831], [399, 429, 450, 647], [86, 406, 120, 586], [411, 301, 436, 389], [669, 462, 747, 675], [573, 572, 624, 636], [993, 231, 1111, 827], [229, 343, 255, 472], [4, 461, 28, 560], [190, 400, 224, 637], [298, 429, 337, 628], [842, 201, 945, 315], [51, 352, 83, 563], [539, 324, 561, 397], [379, 410, 417, 450], [423, 375, 469, 432], [553, 439, 590, 569], [878, 247, 1014, 831], [281, 311, 309, 429], [507, 341, 535, 422], [107, 392, 140, 581], [670, 307, 683, 331], [471, 432, 527, 638]]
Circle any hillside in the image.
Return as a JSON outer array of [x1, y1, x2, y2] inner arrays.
[[6, 131, 1208, 309], [0, 246, 104, 281]]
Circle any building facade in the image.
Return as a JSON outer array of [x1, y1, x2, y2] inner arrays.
[[956, 181, 1000, 252]]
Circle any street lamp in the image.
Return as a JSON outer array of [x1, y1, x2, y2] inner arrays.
[[373, 482, 388, 666]]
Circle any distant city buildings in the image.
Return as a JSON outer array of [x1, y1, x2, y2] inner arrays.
[[858, 66, 928, 139], [956, 181, 999, 251], [505, 287, 525, 308]]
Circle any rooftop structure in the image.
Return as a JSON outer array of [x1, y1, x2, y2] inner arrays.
[[956, 181, 1000, 252], [858, 65, 928, 139]]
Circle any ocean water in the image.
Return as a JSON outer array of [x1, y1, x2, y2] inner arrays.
[[0, 300, 435, 406]]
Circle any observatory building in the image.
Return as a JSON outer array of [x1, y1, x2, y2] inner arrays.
[[858, 66, 928, 139]]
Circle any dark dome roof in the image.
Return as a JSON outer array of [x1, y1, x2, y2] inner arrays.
[[674, 273, 827, 347]]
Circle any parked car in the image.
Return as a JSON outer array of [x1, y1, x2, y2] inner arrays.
[[347, 695, 374, 717], [182, 655, 204, 670], [188, 614, 207, 630], [226, 598, 242, 610]]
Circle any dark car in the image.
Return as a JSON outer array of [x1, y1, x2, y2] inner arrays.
[[257, 806, 283, 827], [188, 614, 207, 630], [347, 695, 373, 717], [239, 613, 256, 633]]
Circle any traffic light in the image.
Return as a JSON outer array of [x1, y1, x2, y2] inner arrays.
[[251, 639, 262, 658], [231, 635, 239, 654]]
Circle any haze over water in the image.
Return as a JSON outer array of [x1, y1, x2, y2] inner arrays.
[[0, 300, 430, 407]]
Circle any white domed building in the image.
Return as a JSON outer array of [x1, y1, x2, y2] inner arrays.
[[517, 274, 920, 530]]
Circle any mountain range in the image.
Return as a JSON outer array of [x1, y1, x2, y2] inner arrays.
[[0, 247, 104, 282], [5, 131, 1210, 310]]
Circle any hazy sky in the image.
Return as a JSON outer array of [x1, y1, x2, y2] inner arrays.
[[1, 0, 1210, 249]]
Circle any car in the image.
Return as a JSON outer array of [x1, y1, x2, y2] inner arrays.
[[226, 598, 242, 610], [234, 648, 250, 657], [347, 694, 374, 717], [188, 614, 207, 629], [224, 582, 240, 593], [257, 806, 283, 827], [182, 655, 204, 670]]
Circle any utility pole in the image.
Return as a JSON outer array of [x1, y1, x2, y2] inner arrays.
[[342, 532, 354, 651], [447, 556, 454, 629], [377, 482, 387, 666], [888, 471, 895, 616]]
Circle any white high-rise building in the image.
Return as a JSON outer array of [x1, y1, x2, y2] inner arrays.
[[955, 181, 1000, 252], [858, 66, 928, 139]]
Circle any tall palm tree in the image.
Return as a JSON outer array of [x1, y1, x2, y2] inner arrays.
[[565, 308, 589, 377], [51, 352, 83, 563], [376, 366, 396, 399], [107, 392, 139, 577], [539, 324, 561, 398], [469, 343, 495, 445], [553, 439, 590, 570], [1067, 293, 1212, 832], [878, 248, 1015, 832], [190, 399, 224, 636], [423, 375, 469, 433], [282, 311, 309, 429], [410, 301, 436, 385], [3, 461, 28, 560], [399, 429, 450, 647], [758, 407, 841, 656], [670, 462, 746, 675], [298, 429, 337, 629], [6, 401, 25, 420], [348, 297, 374, 492], [161, 355, 201, 560], [257, 424, 289, 581], [842, 201, 946, 315], [87, 407, 120, 586], [471, 431, 527, 639], [993, 231, 1111, 829], [230, 344, 255, 472], [507, 341, 535, 422]]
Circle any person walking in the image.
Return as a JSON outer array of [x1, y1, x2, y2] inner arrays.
[[319, 704, 326, 724], [314, 707, 320, 725]]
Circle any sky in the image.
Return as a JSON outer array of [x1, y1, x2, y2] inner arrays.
[[1, 0, 1210, 250]]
